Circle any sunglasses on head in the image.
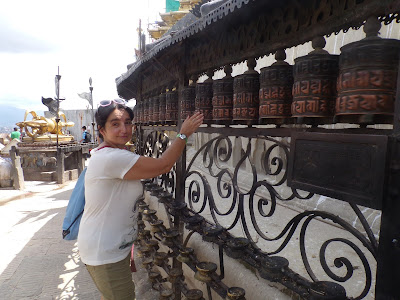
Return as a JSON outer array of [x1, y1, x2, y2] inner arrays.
[[99, 99, 127, 107]]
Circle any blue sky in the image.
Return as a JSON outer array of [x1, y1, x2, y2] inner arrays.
[[0, 0, 165, 112]]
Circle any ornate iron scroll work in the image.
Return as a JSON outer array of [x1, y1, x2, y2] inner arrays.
[[142, 129, 176, 196], [181, 134, 378, 299]]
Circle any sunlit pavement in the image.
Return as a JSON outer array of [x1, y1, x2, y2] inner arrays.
[[0, 181, 101, 299]]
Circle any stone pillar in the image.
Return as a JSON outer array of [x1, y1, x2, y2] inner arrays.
[[10, 146, 25, 190], [77, 147, 85, 175], [56, 148, 65, 184]]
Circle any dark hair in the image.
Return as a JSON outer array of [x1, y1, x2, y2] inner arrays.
[[82, 126, 86, 130], [95, 102, 133, 139], [14, 127, 18, 131]]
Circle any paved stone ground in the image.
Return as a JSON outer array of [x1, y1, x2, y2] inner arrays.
[[0, 181, 158, 300]]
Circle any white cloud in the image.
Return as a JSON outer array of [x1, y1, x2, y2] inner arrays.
[[0, 0, 165, 112]]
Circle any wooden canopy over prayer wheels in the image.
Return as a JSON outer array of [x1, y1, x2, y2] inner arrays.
[[233, 58, 260, 125], [335, 16, 400, 124], [165, 87, 178, 125], [212, 65, 234, 125], [292, 36, 339, 124], [195, 70, 214, 124], [259, 50, 293, 125]]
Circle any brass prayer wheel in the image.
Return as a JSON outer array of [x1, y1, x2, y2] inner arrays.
[[148, 96, 154, 124], [259, 50, 293, 124], [159, 90, 167, 124], [292, 36, 339, 123], [335, 16, 400, 124], [233, 58, 260, 125], [181, 75, 197, 119], [165, 88, 178, 125], [143, 98, 150, 125], [213, 65, 233, 124], [195, 70, 214, 123], [152, 94, 160, 124], [132, 104, 138, 125], [139, 100, 144, 124]]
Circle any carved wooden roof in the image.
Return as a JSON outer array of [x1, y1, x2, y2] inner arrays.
[[116, 0, 400, 100]]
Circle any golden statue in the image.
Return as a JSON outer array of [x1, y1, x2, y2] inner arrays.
[[16, 111, 75, 142]]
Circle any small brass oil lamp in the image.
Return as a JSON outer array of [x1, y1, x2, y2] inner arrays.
[[227, 287, 246, 300], [149, 270, 162, 284], [163, 229, 180, 247], [159, 288, 174, 300], [226, 237, 250, 259], [159, 191, 173, 204], [177, 247, 194, 263], [184, 289, 204, 300], [150, 219, 164, 234], [142, 209, 157, 221], [194, 262, 217, 282], [138, 229, 152, 240], [141, 257, 154, 269], [154, 251, 169, 266], [169, 202, 187, 216], [138, 203, 149, 213], [144, 239, 159, 252], [151, 185, 164, 196], [168, 267, 183, 283], [203, 225, 223, 242], [184, 214, 204, 231], [259, 256, 289, 282]]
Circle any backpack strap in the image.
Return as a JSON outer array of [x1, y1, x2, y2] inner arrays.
[[62, 210, 84, 239]]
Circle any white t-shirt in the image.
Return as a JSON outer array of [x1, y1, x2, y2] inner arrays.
[[77, 146, 142, 266]]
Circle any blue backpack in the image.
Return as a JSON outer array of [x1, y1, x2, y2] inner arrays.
[[62, 168, 86, 240]]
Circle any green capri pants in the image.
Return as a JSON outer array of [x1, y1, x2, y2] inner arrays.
[[86, 254, 135, 300]]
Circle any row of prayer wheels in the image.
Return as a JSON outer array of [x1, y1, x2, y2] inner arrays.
[[133, 17, 400, 126]]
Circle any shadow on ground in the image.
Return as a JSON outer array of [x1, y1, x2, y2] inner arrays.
[[0, 186, 101, 300]]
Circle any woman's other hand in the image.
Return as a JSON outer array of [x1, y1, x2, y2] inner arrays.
[[179, 112, 204, 137]]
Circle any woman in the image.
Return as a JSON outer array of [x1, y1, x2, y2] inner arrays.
[[77, 99, 203, 300]]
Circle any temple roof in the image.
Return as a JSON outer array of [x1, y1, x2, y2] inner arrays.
[[116, 0, 254, 100], [116, 0, 400, 100]]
